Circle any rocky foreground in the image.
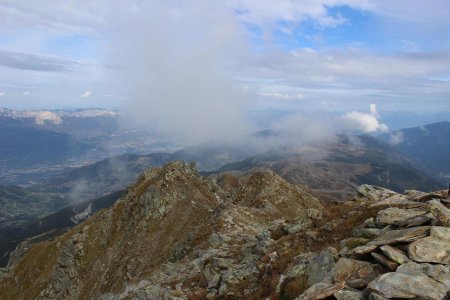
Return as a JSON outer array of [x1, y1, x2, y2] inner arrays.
[[0, 162, 449, 299]]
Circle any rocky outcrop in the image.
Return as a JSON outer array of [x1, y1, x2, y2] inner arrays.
[[0, 162, 324, 299], [295, 185, 450, 300]]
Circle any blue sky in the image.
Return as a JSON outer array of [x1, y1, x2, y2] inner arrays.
[[0, 0, 450, 114]]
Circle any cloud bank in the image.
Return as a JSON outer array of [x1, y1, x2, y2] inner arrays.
[[108, 1, 252, 144]]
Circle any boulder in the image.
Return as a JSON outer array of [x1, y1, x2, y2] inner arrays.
[[428, 200, 450, 226], [333, 258, 380, 288], [397, 262, 450, 289], [367, 272, 448, 300], [357, 185, 398, 202], [296, 282, 345, 300], [375, 207, 427, 226], [371, 252, 398, 271]]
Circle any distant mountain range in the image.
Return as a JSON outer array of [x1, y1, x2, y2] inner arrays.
[[380, 121, 450, 181], [0, 108, 175, 186]]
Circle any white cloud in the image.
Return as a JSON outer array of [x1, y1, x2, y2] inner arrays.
[[0, 92, 5, 96], [81, 91, 92, 98], [109, 0, 252, 144], [23, 91, 30, 96], [340, 106, 389, 133]]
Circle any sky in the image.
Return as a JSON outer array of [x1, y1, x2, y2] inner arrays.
[[1, 0, 450, 115]]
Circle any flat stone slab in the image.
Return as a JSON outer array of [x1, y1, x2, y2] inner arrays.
[[379, 245, 410, 264], [376, 207, 427, 226], [367, 226, 430, 246], [369, 194, 424, 208], [371, 252, 398, 271], [408, 236, 450, 264], [394, 213, 434, 228], [349, 226, 430, 255], [367, 272, 448, 300]]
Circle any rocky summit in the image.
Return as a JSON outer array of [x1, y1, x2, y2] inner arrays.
[[0, 161, 449, 299]]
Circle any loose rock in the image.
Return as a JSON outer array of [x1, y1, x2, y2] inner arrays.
[[379, 245, 410, 265], [371, 252, 398, 271]]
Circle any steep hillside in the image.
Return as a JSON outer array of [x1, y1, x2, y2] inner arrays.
[[1, 162, 448, 299], [0, 190, 124, 267]]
